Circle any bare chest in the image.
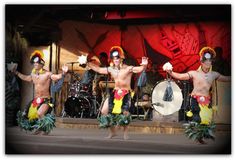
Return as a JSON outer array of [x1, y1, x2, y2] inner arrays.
[[109, 67, 131, 80], [196, 72, 214, 86], [32, 73, 50, 85]]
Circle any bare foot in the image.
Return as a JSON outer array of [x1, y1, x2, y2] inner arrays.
[[32, 130, 42, 135], [196, 139, 207, 145], [42, 132, 49, 135], [105, 134, 117, 139], [123, 134, 129, 140]]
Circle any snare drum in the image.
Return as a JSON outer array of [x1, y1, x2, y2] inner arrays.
[[151, 80, 183, 115]]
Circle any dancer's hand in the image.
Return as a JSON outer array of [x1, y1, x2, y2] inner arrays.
[[140, 57, 148, 65], [77, 55, 88, 65], [7, 62, 18, 73], [163, 62, 173, 73], [62, 64, 68, 74]]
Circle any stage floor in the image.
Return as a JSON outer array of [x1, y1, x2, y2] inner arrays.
[[55, 117, 231, 134]]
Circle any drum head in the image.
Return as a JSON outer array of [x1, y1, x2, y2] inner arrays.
[[151, 80, 183, 115], [64, 96, 92, 118], [64, 96, 81, 117]]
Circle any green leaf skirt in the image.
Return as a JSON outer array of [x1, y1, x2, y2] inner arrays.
[[17, 111, 56, 134], [97, 114, 132, 128]]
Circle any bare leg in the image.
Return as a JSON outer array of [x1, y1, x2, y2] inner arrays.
[[105, 126, 117, 139], [36, 104, 50, 135], [37, 104, 50, 118], [101, 98, 109, 115], [101, 98, 116, 138], [123, 126, 129, 140], [122, 111, 130, 140]]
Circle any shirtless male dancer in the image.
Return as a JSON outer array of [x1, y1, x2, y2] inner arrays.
[[14, 50, 68, 135], [163, 47, 230, 144], [78, 46, 148, 140]]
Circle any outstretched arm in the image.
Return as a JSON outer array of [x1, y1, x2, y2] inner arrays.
[[132, 57, 148, 73], [51, 73, 64, 81], [167, 71, 192, 80], [51, 64, 68, 81], [11, 64, 32, 82], [15, 71, 32, 82], [163, 62, 192, 80], [132, 65, 147, 73], [87, 62, 108, 74], [216, 74, 231, 82], [78, 54, 108, 74]]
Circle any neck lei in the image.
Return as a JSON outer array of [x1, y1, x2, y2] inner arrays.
[[201, 67, 210, 74], [32, 68, 44, 75], [201, 67, 211, 81], [113, 66, 120, 77], [114, 66, 120, 70]]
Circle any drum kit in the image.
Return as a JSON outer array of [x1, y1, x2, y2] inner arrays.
[[63, 63, 186, 119], [63, 62, 101, 118]]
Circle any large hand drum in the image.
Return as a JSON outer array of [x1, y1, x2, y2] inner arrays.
[[151, 80, 183, 115]]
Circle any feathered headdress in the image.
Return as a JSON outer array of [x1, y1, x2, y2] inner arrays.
[[199, 47, 216, 62], [30, 50, 45, 65], [109, 46, 125, 60]]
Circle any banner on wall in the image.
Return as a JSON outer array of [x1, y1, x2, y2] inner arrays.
[[59, 20, 231, 75]]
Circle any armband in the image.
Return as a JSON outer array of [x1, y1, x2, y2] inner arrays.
[[187, 72, 192, 79], [130, 66, 134, 73]]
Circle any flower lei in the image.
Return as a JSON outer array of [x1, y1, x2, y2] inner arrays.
[[31, 68, 45, 75]]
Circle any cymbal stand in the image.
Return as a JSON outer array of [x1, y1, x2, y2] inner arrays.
[[69, 62, 76, 83]]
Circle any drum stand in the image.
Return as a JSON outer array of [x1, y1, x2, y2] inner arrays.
[[61, 108, 66, 117], [134, 86, 151, 120]]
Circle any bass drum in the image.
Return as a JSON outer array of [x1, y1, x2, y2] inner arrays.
[[151, 80, 183, 115], [64, 96, 92, 118]]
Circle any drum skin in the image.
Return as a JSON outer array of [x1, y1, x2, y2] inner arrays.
[[64, 96, 91, 118], [64, 96, 81, 117], [151, 80, 183, 115]]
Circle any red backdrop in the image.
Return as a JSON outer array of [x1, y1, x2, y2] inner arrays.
[[59, 20, 231, 77]]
